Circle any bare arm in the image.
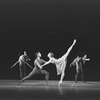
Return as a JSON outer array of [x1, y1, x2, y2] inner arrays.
[[11, 60, 19, 68], [41, 59, 52, 68], [24, 61, 33, 69], [83, 55, 90, 62], [85, 58, 90, 61]]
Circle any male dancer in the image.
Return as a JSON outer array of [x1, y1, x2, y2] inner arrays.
[[70, 54, 90, 83], [18, 52, 49, 85], [11, 51, 32, 79], [41, 39, 76, 86]]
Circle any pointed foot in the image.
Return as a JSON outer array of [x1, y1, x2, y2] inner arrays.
[[58, 81, 62, 86], [17, 82, 21, 85]]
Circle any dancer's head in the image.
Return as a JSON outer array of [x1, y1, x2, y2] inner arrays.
[[76, 55, 81, 61], [35, 52, 41, 57], [47, 52, 54, 58], [24, 51, 27, 55]]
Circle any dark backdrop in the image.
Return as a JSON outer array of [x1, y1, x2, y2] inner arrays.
[[0, 0, 100, 81]]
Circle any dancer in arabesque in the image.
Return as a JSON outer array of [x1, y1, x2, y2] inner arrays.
[[41, 39, 76, 86]]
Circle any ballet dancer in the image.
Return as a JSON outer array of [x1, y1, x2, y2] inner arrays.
[[18, 52, 49, 85], [41, 39, 76, 86], [11, 51, 32, 79], [70, 54, 90, 83]]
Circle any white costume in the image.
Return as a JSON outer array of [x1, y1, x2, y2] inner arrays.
[[42, 39, 76, 85]]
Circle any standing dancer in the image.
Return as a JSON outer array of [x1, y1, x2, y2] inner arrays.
[[70, 54, 90, 83], [18, 52, 49, 85], [11, 51, 32, 79], [41, 39, 76, 86]]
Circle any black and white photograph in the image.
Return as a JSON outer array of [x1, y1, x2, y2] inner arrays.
[[0, 0, 100, 100]]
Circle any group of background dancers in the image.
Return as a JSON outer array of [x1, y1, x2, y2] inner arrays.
[[11, 39, 90, 86]]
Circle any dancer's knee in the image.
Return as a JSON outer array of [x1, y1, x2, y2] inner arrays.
[[61, 72, 65, 77], [46, 72, 49, 77], [45, 72, 49, 79], [75, 74, 78, 79]]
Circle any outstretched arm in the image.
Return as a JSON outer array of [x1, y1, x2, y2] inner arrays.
[[41, 59, 52, 68], [11, 61, 19, 68], [64, 39, 76, 58], [24, 61, 33, 69], [83, 55, 90, 63], [85, 58, 90, 61]]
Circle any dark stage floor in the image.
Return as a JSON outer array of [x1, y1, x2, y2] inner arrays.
[[0, 80, 100, 100]]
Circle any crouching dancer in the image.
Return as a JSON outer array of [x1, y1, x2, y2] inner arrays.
[[18, 52, 49, 86]]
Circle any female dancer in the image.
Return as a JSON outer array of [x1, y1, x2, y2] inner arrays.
[[41, 39, 76, 86]]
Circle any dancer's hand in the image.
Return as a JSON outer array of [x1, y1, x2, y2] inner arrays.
[[85, 58, 90, 61]]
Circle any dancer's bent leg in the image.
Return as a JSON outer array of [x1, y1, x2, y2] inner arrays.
[[40, 70, 49, 86]]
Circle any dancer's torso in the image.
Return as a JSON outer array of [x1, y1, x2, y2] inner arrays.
[[75, 58, 83, 72], [34, 58, 43, 69]]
